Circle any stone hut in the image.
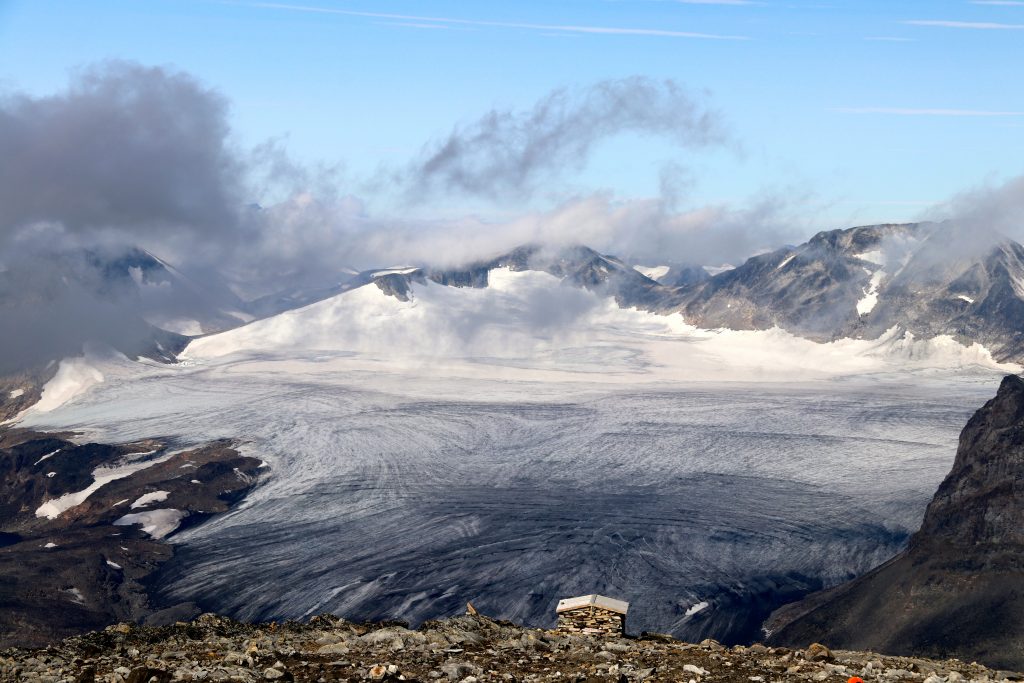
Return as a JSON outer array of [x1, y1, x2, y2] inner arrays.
[[555, 594, 629, 636]]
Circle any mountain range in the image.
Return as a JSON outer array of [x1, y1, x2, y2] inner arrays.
[[340, 222, 1024, 365], [7, 221, 1024, 419], [7, 222, 1024, 371]]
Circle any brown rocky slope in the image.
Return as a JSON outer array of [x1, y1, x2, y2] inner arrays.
[[0, 429, 263, 649]]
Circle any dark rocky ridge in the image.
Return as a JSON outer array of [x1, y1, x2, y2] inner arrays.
[[0, 429, 264, 649], [2, 611, 1019, 683], [766, 375, 1024, 670]]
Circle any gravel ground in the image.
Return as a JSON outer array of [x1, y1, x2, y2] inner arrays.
[[2, 612, 1020, 683]]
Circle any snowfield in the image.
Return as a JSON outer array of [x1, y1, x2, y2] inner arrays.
[[32, 356, 104, 414], [16, 269, 1018, 641]]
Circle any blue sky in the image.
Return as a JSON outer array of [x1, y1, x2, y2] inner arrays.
[[1, 0, 1022, 232]]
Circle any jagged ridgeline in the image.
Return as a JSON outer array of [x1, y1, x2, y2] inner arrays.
[[334, 222, 1024, 364], [767, 375, 1024, 671]]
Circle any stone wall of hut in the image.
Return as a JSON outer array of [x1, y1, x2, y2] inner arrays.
[[556, 607, 624, 636]]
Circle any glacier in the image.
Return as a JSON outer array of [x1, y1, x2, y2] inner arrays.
[[16, 268, 1018, 642]]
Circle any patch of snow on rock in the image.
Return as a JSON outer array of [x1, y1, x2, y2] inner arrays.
[[633, 265, 670, 281], [130, 490, 170, 509], [43, 542, 57, 549], [957, 295, 975, 304], [8, 388, 24, 399], [114, 509, 187, 539], [857, 271, 885, 315], [106, 560, 122, 570], [775, 254, 797, 271], [855, 250, 885, 266], [703, 264, 735, 276], [685, 601, 710, 617], [35, 452, 176, 519], [34, 448, 62, 466]]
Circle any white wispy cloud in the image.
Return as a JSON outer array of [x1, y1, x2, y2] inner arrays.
[[904, 19, 1024, 29], [248, 2, 751, 40], [834, 107, 1024, 116], [375, 21, 453, 31]]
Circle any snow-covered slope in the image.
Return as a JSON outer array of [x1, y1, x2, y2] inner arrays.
[[183, 266, 1017, 382]]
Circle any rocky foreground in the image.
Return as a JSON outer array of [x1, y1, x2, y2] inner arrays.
[[2, 612, 1020, 683]]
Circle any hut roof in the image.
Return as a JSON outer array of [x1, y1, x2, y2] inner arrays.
[[556, 594, 629, 615]]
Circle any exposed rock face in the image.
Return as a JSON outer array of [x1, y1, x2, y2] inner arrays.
[[2, 612, 1016, 683], [0, 429, 264, 648], [678, 224, 908, 338], [766, 375, 1024, 670], [857, 237, 1024, 362]]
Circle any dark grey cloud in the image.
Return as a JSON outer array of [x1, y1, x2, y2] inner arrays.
[[402, 77, 727, 200], [0, 62, 252, 371], [0, 239, 172, 374], [0, 61, 243, 239]]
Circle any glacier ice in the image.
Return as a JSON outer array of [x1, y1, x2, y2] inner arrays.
[[15, 271, 1018, 642]]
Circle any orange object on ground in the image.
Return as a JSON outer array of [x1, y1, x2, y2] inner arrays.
[[848, 678, 866, 683]]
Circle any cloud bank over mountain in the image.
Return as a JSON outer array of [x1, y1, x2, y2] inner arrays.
[[1, 60, 1021, 370], [0, 62, 804, 281]]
